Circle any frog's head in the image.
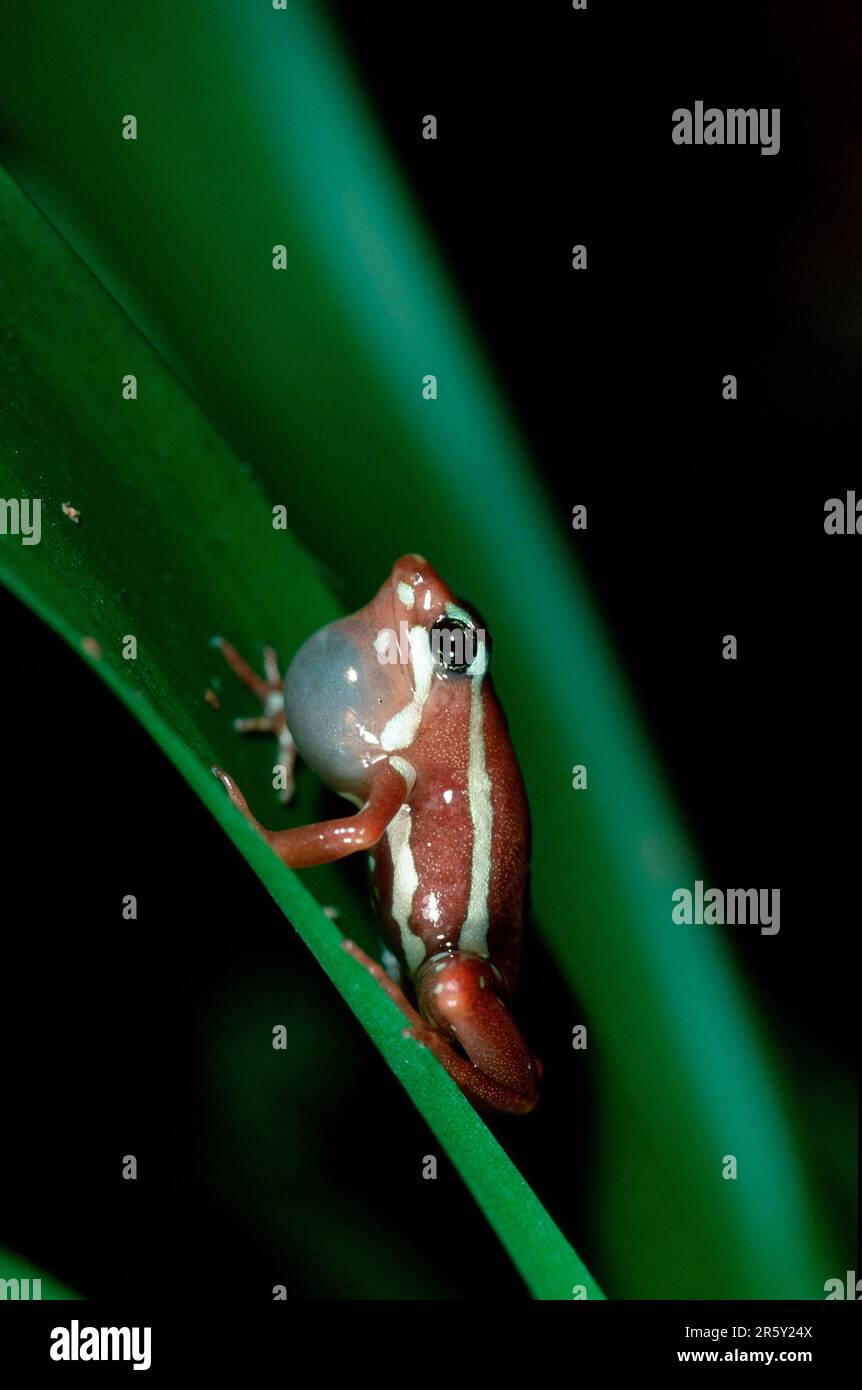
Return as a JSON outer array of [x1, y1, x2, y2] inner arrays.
[[282, 554, 491, 798]]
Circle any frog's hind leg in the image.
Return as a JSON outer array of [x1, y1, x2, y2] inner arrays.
[[213, 636, 297, 803], [341, 939, 540, 1116]]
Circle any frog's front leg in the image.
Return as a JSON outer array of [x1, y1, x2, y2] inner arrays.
[[212, 757, 412, 870], [342, 941, 541, 1116], [212, 636, 296, 802]]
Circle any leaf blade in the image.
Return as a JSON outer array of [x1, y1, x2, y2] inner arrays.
[[0, 165, 603, 1302]]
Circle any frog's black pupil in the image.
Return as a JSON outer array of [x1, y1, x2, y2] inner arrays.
[[430, 616, 474, 674]]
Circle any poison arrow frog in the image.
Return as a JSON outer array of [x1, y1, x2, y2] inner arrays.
[[212, 554, 540, 1114]]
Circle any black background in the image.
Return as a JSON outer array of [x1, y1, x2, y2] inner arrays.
[[1, 0, 858, 1305]]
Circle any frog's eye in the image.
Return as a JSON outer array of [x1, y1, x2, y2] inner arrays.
[[429, 614, 490, 676]]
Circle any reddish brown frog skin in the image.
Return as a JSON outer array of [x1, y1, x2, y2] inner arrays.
[[213, 554, 540, 1114]]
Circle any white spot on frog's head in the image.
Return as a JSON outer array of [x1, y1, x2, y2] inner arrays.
[[346, 666, 358, 683], [442, 788, 454, 804], [373, 629, 393, 659], [423, 589, 432, 611], [396, 581, 415, 608]]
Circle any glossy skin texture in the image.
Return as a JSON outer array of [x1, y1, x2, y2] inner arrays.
[[213, 555, 540, 1114]]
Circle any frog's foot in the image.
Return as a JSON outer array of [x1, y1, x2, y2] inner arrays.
[[341, 939, 540, 1116], [212, 636, 297, 804]]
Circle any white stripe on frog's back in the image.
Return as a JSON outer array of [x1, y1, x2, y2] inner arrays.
[[383, 754, 425, 974], [374, 623, 433, 974], [386, 802, 426, 974], [457, 637, 492, 956]]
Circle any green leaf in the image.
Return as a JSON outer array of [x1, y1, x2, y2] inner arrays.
[[0, 166, 602, 1303]]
